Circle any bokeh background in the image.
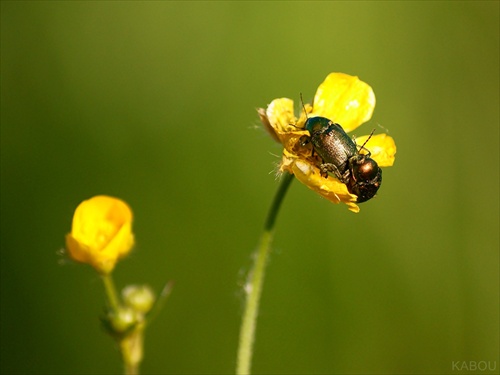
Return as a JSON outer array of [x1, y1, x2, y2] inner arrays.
[[1, 1, 498, 374]]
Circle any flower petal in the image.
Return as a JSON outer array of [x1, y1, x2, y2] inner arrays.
[[355, 133, 397, 167], [258, 108, 281, 143], [311, 73, 375, 133], [259, 98, 311, 154], [280, 150, 360, 213], [265, 98, 297, 134]]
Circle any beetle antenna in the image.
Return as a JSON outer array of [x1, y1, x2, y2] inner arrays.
[[358, 129, 376, 154], [299, 92, 308, 120]]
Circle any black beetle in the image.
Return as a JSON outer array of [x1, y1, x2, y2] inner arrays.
[[303, 117, 382, 203]]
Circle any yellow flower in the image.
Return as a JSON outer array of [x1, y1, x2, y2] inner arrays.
[[259, 72, 397, 212], [66, 195, 135, 274]]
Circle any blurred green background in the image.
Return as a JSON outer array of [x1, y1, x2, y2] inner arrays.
[[1, 1, 498, 374]]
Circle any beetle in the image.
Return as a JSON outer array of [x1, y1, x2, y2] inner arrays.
[[303, 116, 382, 203]]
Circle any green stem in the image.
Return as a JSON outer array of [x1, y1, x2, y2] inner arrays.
[[236, 172, 294, 375], [101, 273, 120, 312], [120, 328, 142, 375], [101, 274, 140, 375]]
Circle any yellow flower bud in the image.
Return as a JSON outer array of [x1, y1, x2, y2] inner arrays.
[[65, 195, 134, 274]]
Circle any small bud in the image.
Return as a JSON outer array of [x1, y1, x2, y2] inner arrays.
[[122, 285, 155, 314], [109, 306, 139, 333]]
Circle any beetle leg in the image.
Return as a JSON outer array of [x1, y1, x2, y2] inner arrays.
[[319, 162, 343, 181]]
